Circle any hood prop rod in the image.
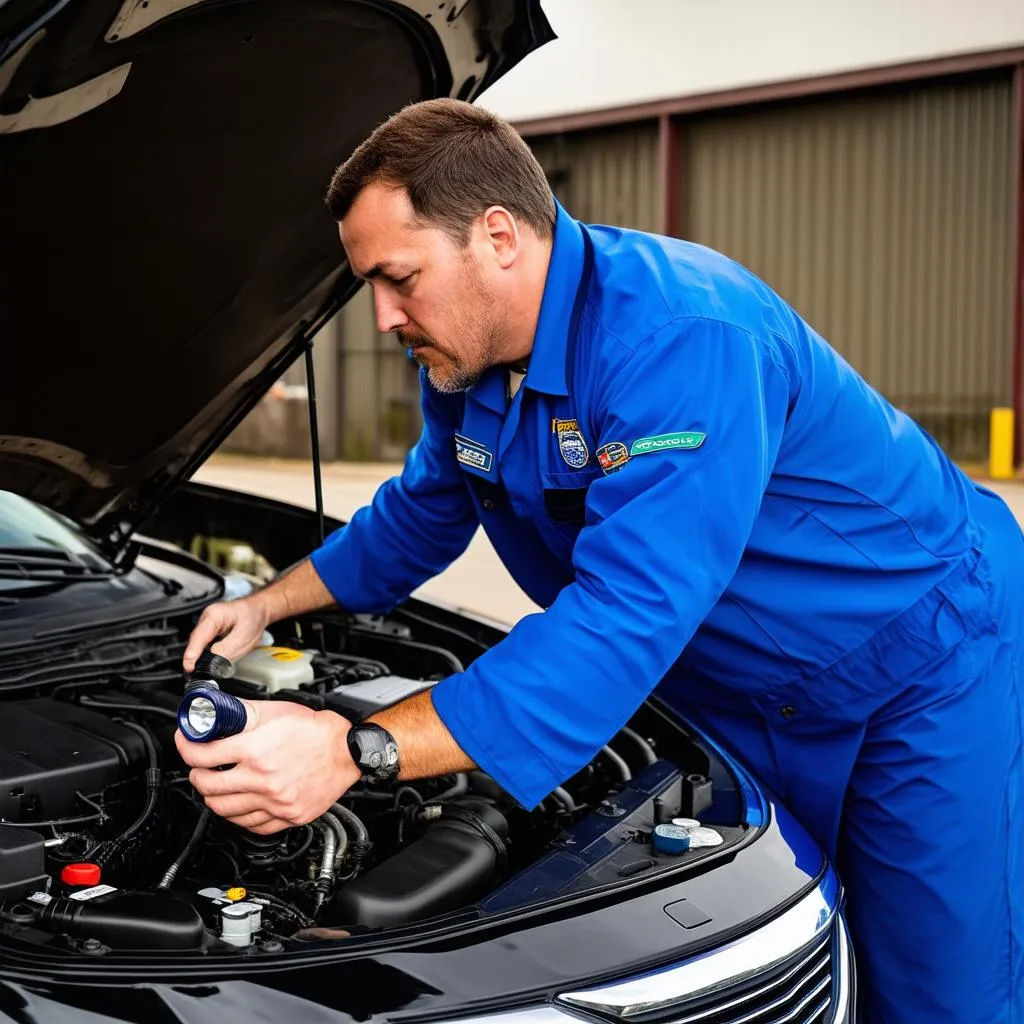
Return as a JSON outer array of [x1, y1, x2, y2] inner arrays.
[[304, 338, 326, 549]]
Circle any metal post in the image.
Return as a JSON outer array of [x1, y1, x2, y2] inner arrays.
[[658, 114, 682, 238], [1012, 63, 1024, 468]]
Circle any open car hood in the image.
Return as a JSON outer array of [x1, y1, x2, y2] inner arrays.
[[0, 0, 553, 553]]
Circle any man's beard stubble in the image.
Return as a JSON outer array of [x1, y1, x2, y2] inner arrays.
[[397, 330, 478, 393], [397, 311, 502, 396]]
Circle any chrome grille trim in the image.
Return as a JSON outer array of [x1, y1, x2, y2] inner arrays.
[[667, 936, 831, 1023]]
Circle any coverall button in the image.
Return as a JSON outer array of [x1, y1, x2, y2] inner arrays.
[[482, 499, 495, 510], [780, 704, 796, 719]]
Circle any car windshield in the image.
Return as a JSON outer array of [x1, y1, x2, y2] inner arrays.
[[0, 491, 113, 593]]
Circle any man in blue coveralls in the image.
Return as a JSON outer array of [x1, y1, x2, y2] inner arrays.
[[178, 99, 1024, 1021]]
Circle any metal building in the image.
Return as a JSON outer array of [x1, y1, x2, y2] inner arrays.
[[226, 47, 1023, 467]]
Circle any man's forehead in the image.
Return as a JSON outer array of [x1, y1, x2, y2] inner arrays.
[[340, 186, 428, 275]]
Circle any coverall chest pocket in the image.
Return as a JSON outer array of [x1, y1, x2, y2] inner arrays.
[[537, 467, 602, 556]]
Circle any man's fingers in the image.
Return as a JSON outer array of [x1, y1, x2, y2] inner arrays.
[[228, 813, 292, 834], [182, 608, 228, 671], [174, 703, 259, 767], [189, 766, 260, 798], [224, 810, 274, 830], [204, 792, 267, 819]]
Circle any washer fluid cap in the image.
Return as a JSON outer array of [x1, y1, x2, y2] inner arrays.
[[651, 824, 691, 855]]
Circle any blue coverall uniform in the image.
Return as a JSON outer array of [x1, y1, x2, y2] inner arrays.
[[312, 200, 1024, 1023]]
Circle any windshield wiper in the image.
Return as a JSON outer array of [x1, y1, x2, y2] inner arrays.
[[0, 551, 115, 583]]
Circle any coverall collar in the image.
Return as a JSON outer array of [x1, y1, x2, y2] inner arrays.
[[521, 199, 587, 398]]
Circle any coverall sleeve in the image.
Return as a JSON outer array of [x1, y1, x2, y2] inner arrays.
[[431, 318, 791, 808], [309, 372, 479, 613]]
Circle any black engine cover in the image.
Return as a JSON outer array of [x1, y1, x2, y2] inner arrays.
[[0, 700, 147, 821]]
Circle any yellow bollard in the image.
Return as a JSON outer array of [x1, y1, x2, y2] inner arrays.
[[989, 407, 1015, 480]]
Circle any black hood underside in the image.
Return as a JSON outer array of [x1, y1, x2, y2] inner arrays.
[[0, 0, 553, 551]]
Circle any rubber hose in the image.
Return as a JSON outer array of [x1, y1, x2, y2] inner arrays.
[[620, 727, 657, 765], [92, 720, 161, 865], [330, 803, 370, 846], [427, 773, 469, 804], [320, 811, 348, 871], [157, 807, 211, 889], [601, 744, 632, 782], [551, 786, 576, 812]]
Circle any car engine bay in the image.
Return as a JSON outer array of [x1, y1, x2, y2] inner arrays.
[[0, 606, 746, 957]]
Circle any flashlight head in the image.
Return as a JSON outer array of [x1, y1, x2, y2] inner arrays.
[[177, 685, 248, 742]]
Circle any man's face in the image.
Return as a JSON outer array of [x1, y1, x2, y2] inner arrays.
[[339, 183, 505, 393]]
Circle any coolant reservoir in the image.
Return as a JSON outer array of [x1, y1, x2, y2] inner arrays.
[[233, 646, 315, 693]]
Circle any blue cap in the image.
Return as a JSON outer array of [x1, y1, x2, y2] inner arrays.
[[652, 823, 692, 855]]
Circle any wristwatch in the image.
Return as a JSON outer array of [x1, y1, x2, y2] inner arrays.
[[347, 722, 400, 783]]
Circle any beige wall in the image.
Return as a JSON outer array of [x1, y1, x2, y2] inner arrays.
[[480, 0, 1024, 123]]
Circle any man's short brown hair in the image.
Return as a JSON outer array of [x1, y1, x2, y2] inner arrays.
[[325, 98, 555, 243]]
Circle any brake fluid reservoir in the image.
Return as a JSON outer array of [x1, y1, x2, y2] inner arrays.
[[232, 646, 315, 693]]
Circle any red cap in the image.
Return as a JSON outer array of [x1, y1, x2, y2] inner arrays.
[[61, 862, 101, 887]]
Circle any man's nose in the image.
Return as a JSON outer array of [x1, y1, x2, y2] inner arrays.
[[374, 287, 409, 335]]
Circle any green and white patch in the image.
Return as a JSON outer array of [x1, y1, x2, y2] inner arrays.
[[629, 431, 706, 456]]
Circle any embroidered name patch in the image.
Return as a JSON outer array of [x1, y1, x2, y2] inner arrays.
[[596, 441, 629, 474], [455, 434, 493, 473], [629, 431, 706, 456], [553, 418, 590, 469]]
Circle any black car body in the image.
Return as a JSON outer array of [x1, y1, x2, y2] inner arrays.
[[0, 1, 855, 1021]]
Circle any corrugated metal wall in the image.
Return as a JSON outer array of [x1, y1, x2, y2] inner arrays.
[[336, 285, 424, 461], [529, 121, 661, 231], [683, 72, 1016, 461]]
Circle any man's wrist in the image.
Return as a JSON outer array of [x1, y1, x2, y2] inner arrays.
[[260, 558, 336, 624]]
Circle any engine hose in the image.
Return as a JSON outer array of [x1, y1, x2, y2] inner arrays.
[[91, 721, 161, 866], [311, 819, 338, 917], [330, 803, 370, 846], [550, 787, 577, 813], [320, 811, 349, 871], [440, 805, 507, 875], [78, 695, 177, 721], [601, 744, 632, 782], [392, 785, 423, 810], [620, 727, 657, 765], [330, 802, 371, 872], [273, 825, 314, 864], [157, 807, 211, 889], [426, 773, 468, 804]]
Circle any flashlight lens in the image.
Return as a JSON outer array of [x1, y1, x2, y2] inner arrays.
[[187, 696, 216, 735]]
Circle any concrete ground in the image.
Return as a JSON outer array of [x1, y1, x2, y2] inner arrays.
[[195, 455, 1024, 627]]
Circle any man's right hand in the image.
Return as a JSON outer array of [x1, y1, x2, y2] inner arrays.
[[183, 595, 271, 672], [182, 559, 338, 673]]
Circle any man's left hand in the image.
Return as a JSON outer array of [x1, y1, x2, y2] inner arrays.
[[174, 701, 359, 834]]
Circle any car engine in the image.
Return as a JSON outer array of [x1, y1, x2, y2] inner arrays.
[[0, 609, 737, 956]]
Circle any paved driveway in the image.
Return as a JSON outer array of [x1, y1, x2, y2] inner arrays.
[[195, 457, 1024, 627]]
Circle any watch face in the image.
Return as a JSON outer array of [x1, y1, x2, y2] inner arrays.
[[349, 725, 399, 780]]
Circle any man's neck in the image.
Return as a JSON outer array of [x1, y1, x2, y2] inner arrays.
[[498, 236, 552, 369]]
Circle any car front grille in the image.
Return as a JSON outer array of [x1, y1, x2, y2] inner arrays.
[[643, 927, 834, 1024]]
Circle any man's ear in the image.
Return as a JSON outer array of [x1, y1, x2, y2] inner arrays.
[[481, 206, 520, 269]]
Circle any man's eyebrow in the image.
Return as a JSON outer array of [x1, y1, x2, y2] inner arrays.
[[354, 261, 402, 282]]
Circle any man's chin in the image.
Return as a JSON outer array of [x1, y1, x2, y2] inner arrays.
[[425, 363, 480, 394]]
